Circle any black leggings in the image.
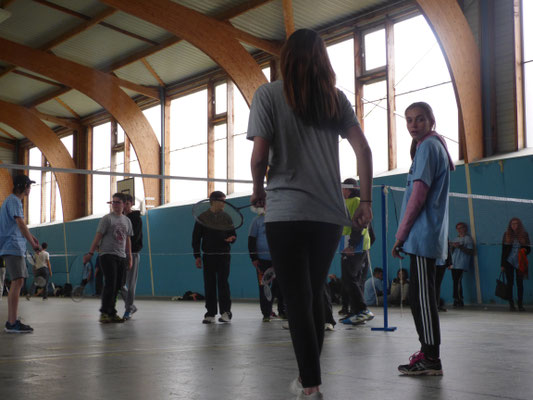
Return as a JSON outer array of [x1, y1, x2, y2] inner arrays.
[[504, 265, 524, 306], [266, 221, 342, 388]]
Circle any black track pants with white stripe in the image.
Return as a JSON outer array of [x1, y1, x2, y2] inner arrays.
[[409, 254, 441, 359]]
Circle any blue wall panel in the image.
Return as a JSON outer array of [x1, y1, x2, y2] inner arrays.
[[27, 154, 533, 305]]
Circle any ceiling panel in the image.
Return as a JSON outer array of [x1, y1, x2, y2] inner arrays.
[[0, 0, 81, 48], [114, 61, 161, 87], [0, 74, 58, 105], [52, 24, 152, 70], [146, 41, 219, 86]]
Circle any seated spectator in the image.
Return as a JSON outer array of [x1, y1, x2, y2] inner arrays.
[[390, 268, 409, 305], [364, 268, 385, 306]]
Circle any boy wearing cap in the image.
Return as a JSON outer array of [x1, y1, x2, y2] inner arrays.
[[0, 174, 40, 333]]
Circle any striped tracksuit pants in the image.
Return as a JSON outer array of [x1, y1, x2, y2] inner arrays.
[[409, 255, 441, 359]]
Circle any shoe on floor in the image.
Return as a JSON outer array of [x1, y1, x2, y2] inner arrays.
[[130, 305, 138, 314], [296, 391, 323, 399], [99, 313, 112, 324], [5, 320, 33, 333], [202, 316, 215, 324], [338, 307, 349, 316], [219, 312, 231, 323], [111, 314, 125, 323], [263, 316, 271, 322], [398, 351, 443, 376], [519, 306, 526, 312], [278, 312, 288, 320], [289, 377, 304, 395], [123, 311, 131, 320], [360, 309, 374, 322], [324, 323, 334, 331]]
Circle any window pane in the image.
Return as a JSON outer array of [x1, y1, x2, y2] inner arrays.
[[233, 133, 253, 194], [170, 144, 207, 203], [525, 62, 533, 147], [394, 16, 451, 96], [44, 171, 51, 223], [234, 82, 250, 137], [60, 135, 73, 157], [92, 123, 111, 216], [524, 0, 533, 147], [215, 83, 227, 114], [55, 182, 63, 222], [262, 66, 271, 82], [364, 28, 386, 71], [328, 39, 355, 105], [363, 81, 388, 175], [523, 0, 533, 61], [28, 147, 42, 225], [129, 144, 145, 203], [117, 124, 125, 144], [143, 105, 162, 145], [214, 124, 227, 193], [115, 151, 124, 174], [169, 90, 208, 202]]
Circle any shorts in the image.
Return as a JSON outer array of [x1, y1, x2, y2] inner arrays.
[[4, 255, 28, 280]]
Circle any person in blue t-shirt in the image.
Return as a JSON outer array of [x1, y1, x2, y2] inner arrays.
[[392, 102, 454, 376], [0, 174, 40, 333], [449, 222, 474, 308]]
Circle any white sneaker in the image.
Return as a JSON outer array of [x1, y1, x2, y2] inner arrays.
[[289, 378, 303, 395], [324, 323, 334, 331], [360, 309, 374, 321], [297, 391, 323, 399], [202, 316, 215, 324], [218, 312, 231, 323]]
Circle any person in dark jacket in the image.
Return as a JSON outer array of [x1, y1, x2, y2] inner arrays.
[[122, 194, 143, 320], [192, 191, 236, 324], [501, 217, 530, 311]]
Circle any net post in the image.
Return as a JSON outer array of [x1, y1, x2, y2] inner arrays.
[[62, 221, 69, 284], [145, 206, 155, 297], [372, 185, 397, 332]]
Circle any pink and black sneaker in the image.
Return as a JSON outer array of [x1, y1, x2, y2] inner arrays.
[[398, 351, 443, 376]]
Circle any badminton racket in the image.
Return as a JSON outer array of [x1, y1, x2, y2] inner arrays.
[[192, 199, 253, 231]]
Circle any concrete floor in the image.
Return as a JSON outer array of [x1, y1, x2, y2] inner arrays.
[[0, 298, 532, 400]]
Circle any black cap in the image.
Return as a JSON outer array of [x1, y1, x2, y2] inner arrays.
[[13, 174, 35, 188]]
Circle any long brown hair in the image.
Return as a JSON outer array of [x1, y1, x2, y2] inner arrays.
[[280, 29, 341, 127], [504, 217, 528, 245]]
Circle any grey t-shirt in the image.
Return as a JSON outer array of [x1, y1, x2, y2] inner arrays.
[[246, 80, 360, 226], [97, 213, 133, 258]]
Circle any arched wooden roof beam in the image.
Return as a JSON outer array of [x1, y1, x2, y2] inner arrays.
[[101, 0, 271, 106], [0, 37, 161, 204], [0, 100, 83, 221], [416, 0, 483, 162]]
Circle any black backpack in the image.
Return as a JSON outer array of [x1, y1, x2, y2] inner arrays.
[[63, 283, 73, 297]]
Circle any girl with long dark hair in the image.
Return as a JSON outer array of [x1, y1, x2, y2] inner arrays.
[[248, 29, 373, 398]]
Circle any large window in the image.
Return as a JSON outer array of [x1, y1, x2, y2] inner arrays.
[[169, 89, 208, 203], [524, 0, 533, 146], [27, 135, 73, 225], [394, 16, 458, 168], [92, 122, 111, 216]]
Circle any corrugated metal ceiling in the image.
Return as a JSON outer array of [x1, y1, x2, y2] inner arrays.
[[0, 0, 403, 145]]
